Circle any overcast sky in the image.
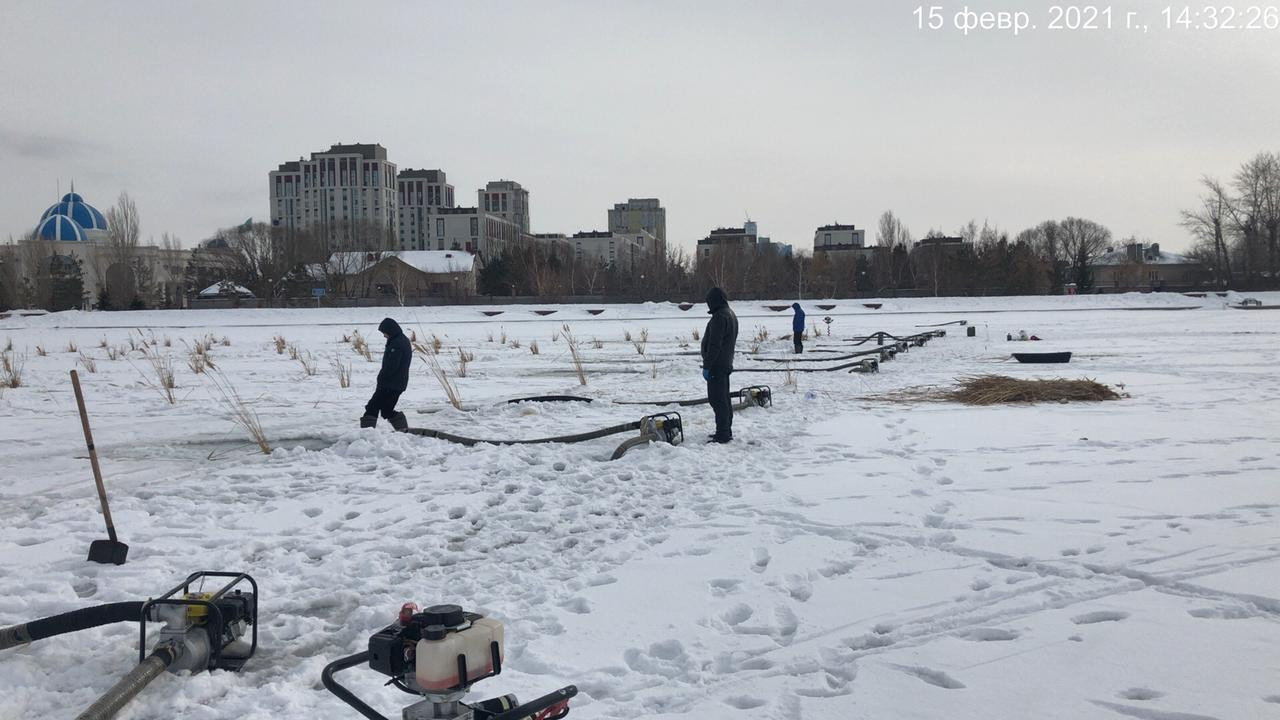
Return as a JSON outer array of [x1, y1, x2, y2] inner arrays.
[[2, 1, 1277, 254]]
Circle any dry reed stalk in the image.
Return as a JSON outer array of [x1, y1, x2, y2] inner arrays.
[[1, 350, 24, 388], [423, 348, 462, 409], [206, 368, 271, 454], [331, 354, 351, 388], [298, 351, 318, 376], [561, 324, 587, 386]]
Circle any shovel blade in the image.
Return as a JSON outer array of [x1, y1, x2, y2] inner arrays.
[[88, 539, 129, 565]]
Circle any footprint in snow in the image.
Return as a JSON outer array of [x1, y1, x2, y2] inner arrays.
[[1118, 688, 1165, 701], [784, 573, 813, 602], [894, 665, 966, 689], [1071, 610, 1129, 625], [723, 695, 767, 710], [558, 597, 591, 614], [956, 627, 1019, 642], [709, 578, 742, 596], [1089, 700, 1221, 720], [751, 547, 771, 572], [720, 603, 752, 626], [302, 507, 322, 518]]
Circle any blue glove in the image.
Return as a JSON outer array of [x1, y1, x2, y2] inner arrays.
[[702, 368, 711, 381]]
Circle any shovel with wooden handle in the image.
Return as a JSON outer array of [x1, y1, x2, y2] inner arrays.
[[71, 369, 128, 565]]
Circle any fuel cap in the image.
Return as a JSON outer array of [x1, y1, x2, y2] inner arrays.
[[423, 604, 465, 627]]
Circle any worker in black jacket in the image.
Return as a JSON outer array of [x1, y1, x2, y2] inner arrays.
[[700, 287, 739, 443], [361, 317, 412, 431]]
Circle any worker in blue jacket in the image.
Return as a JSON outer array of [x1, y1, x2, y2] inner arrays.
[[792, 302, 806, 354]]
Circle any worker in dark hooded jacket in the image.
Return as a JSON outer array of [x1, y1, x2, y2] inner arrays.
[[700, 287, 739, 443], [791, 302, 806, 354], [361, 317, 412, 431]]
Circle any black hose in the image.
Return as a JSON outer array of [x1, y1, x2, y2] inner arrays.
[[506, 395, 594, 404], [322, 651, 390, 720], [1, 601, 143, 650], [747, 347, 884, 363], [735, 357, 882, 374], [75, 644, 175, 720], [915, 320, 967, 327], [614, 396, 709, 406], [409, 420, 642, 447]]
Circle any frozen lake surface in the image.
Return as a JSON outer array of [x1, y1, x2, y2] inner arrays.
[[1, 292, 1277, 719]]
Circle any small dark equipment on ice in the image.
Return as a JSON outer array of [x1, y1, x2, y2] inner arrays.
[[323, 602, 577, 720], [1013, 351, 1072, 364]]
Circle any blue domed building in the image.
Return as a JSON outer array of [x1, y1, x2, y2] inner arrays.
[[1, 186, 191, 311], [36, 190, 110, 243]]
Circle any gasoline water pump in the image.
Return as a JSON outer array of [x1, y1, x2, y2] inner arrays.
[[323, 602, 576, 720], [0, 571, 258, 720]]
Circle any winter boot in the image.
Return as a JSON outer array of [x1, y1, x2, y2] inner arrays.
[[359, 414, 377, 429], [389, 411, 408, 432]]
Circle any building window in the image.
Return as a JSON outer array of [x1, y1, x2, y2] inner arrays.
[[470, 217, 479, 236]]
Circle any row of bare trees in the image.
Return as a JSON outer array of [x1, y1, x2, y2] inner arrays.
[[1181, 151, 1280, 289]]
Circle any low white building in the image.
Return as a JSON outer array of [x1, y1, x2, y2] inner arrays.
[[320, 250, 477, 299]]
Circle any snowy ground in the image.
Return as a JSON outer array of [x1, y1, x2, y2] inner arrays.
[[1, 292, 1278, 720]]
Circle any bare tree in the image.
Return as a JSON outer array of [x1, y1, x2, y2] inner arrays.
[[1058, 217, 1111, 292], [385, 256, 414, 305], [1180, 177, 1233, 288], [103, 192, 142, 307], [221, 222, 307, 301]]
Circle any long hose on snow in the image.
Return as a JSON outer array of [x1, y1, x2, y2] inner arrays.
[[0, 601, 144, 650]]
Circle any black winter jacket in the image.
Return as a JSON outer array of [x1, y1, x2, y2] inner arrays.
[[376, 318, 412, 392], [700, 287, 739, 372]]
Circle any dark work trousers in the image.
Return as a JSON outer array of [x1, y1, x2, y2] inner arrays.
[[364, 387, 403, 420], [793, 335, 804, 354], [706, 371, 733, 439]]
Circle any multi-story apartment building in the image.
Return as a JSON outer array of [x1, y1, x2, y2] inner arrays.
[[396, 168, 455, 251], [478, 180, 529, 234], [697, 220, 792, 262], [570, 230, 655, 272], [436, 207, 523, 259], [269, 143, 397, 248], [607, 198, 666, 259], [813, 223, 869, 260], [697, 222, 758, 260]]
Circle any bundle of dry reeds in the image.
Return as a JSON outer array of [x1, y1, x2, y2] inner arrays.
[[894, 375, 1123, 405]]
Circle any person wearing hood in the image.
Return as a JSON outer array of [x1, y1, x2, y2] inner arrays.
[[791, 302, 806, 354], [700, 287, 739, 443], [361, 317, 412, 431]]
